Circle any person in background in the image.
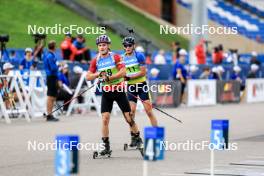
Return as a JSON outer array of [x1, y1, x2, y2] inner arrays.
[[1, 63, 16, 109], [69, 65, 84, 89], [135, 45, 145, 54], [149, 68, 160, 81], [250, 51, 261, 66], [247, 64, 259, 78], [154, 49, 166, 65], [212, 45, 224, 64], [172, 49, 188, 102], [187, 65, 199, 79], [231, 65, 245, 91], [57, 63, 72, 112], [216, 65, 225, 80], [195, 39, 206, 65], [9, 50, 20, 64], [70, 34, 91, 63], [199, 66, 211, 79], [145, 53, 152, 65], [230, 65, 242, 81], [210, 67, 220, 80], [226, 49, 239, 66], [171, 41, 181, 63], [44, 41, 59, 122], [60, 33, 73, 61], [19, 48, 34, 70], [68, 65, 84, 114]]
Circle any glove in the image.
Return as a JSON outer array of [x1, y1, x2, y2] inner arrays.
[[124, 76, 130, 81], [99, 71, 110, 82]]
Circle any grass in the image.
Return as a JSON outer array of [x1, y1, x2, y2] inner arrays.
[[77, 0, 189, 50], [0, 0, 122, 49]]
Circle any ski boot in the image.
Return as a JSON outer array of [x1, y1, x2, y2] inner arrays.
[[124, 132, 144, 157], [93, 137, 112, 159]]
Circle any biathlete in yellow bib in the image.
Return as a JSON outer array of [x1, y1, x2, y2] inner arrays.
[[122, 36, 158, 147]]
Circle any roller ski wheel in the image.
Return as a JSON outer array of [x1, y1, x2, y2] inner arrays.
[[139, 147, 144, 157], [93, 150, 112, 159], [93, 151, 98, 159], [124, 143, 128, 151]]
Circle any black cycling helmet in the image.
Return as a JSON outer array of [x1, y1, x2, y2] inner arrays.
[[122, 36, 135, 45]]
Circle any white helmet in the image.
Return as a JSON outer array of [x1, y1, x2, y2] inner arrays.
[[251, 51, 258, 57], [233, 65, 241, 72], [179, 49, 187, 56], [25, 47, 33, 53], [217, 65, 225, 73], [3, 63, 14, 70], [251, 64, 259, 71], [190, 65, 198, 72], [150, 68, 160, 76], [73, 66, 83, 74]]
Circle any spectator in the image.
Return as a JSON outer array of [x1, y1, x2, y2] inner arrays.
[[9, 50, 20, 64], [149, 68, 160, 81], [70, 34, 91, 63], [195, 39, 206, 64], [3, 62, 14, 76], [69, 65, 84, 112], [199, 66, 211, 79], [226, 49, 239, 65], [135, 45, 145, 53], [154, 49, 166, 65], [19, 48, 34, 70], [60, 33, 73, 61], [230, 65, 242, 81], [44, 40, 59, 122], [250, 51, 261, 66], [57, 64, 72, 112], [172, 49, 188, 102], [145, 53, 152, 65], [231, 65, 245, 91], [247, 64, 259, 78], [188, 65, 199, 79], [210, 67, 220, 80], [212, 46, 224, 64], [2, 63, 16, 109], [217, 65, 225, 80], [171, 41, 181, 63], [69, 65, 84, 89]]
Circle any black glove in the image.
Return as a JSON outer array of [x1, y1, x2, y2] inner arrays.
[[124, 76, 130, 81]]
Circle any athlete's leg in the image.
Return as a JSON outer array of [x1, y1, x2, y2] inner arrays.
[[139, 82, 158, 126], [100, 92, 113, 155], [101, 112, 110, 138], [115, 91, 141, 133], [142, 100, 158, 126]]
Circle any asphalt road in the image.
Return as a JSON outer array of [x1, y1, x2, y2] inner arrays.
[[0, 103, 264, 176]]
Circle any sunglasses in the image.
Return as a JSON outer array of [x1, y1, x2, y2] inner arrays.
[[124, 44, 133, 48]]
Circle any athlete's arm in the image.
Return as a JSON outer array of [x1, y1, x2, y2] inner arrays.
[[86, 58, 100, 81], [108, 54, 126, 81], [177, 69, 185, 83]]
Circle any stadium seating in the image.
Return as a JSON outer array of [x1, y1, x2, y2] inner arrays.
[[234, 0, 264, 18], [177, 0, 264, 42]]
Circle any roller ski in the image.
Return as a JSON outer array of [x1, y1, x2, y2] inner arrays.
[[93, 149, 112, 159], [123, 132, 144, 157], [93, 137, 112, 159]]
